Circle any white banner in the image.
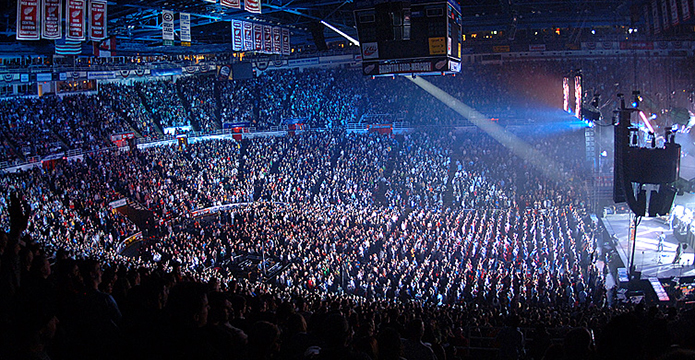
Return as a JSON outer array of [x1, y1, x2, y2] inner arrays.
[[180, 13, 191, 43], [671, 0, 680, 25], [162, 10, 174, 44], [281, 28, 290, 55], [232, 19, 243, 51], [220, 0, 240, 8], [272, 26, 281, 54]]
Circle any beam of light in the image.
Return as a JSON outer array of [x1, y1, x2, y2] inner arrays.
[[406, 75, 568, 182], [320, 20, 360, 46], [639, 111, 655, 133]]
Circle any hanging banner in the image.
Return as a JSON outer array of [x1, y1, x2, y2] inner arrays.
[[162, 10, 174, 45], [245, 0, 261, 14], [42, 0, 62, 39], [232, 19, 243, 51], [89, 0, 107, 40], [272, 26, 281, 54], [281, 28, 290, 55], [652, 0, 661, 33], [67, 0, 86, 41], [683, 0, 691, 20], [661, 0, 670, 29], [263, 25, 272, 53], [671, 0, 679, 25], [17, 0, 41, 40], [180, 12, 191, 46], [644, 5, 651, 34], [254, 23, 263, 51], [220, 0, 240, 8], [243, 21, 254, 51]]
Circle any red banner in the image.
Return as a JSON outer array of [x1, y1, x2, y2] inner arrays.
[[263, 25, 272, 53], [272, 27, 281, 54], [281, 28, 290, 55], [89, 0, 107, 40], [42, 0, 62, 39], [17, 0, 41, 40], [243, 22, 254, 51], [220, 0, 240, 8], [232, 20, 243, 51], [254, 23, 262, 51], [244, 0, 261, 14], [67, 0, 86, 41]]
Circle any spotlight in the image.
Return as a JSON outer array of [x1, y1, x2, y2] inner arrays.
[[632, 90, 641, 108]]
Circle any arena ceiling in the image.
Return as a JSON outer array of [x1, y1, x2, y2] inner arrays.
[[0, 0, 641, 56]]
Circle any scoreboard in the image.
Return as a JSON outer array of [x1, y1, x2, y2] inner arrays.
[[355, 0, 462, 76]]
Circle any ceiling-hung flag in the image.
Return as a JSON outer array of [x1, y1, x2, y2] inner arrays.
[[245, 0, 261, 14], [42, 0, 62, 40], [67, 0, 87, 41], [281, 28, 290, 55], [272, 26, 281, 54], [263, 25, 272, 53], [232, 19, 243, 51], [89, 0, 107, 40], [221, 0, 240, 9], [243, 21, 254, 51], [162, 10, 174, 45], [17, 0, 41, 40], [254, 23, 263, 51], [180, 13, 191, 46]]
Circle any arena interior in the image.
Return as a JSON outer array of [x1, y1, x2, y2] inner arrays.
[[2, 0, 695, 359]]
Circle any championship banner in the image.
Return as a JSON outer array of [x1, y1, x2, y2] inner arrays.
[[17, 0, 41, 40], [220, 0, 240, 8], [263, 25, 272, 53], [272, 26, 281, 54], [644, 5, 651, 34], [89, 0, 107, 40], [661, 0, 670, 29], [653, 0, 661, 33], [162, 10, 174, 45], [244, 0, 261, 14], [42, 0, 62, 39], [670, 0, 679, 25], [67, 0, 86, 41], [281, 28, 290, 55], [682, 0, 691, 20], [180, 12, 191, 46], [243, 21, 254, 51], [232, 19, 243, 51], [253, 23, 263, 51]]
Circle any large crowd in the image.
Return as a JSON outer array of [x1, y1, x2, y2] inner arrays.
[[0, 59, 694, 359]]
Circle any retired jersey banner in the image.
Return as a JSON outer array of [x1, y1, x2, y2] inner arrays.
[[89, 0, 107, 40], [180, 13, 191, 45], [281, 28, 290, 55], [682, 0, 691, 20], [162, 10, 174, 45], [42, 0, 62, 39], [67, 0, 86, 41], [221, 0, 240, 8], [272, 26, 281, 54], [263, 25, 272, 53], [17, 0, 41, 40], [232, 20, 243, 51], [254, 23, 263, 51], [652, 0, 662, 33], [670, 0, 679, 25], [244, 0, 261, 14], [243, 21, 254, 51]]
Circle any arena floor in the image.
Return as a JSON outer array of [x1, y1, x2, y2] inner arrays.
[[603, 213, 695, 279]]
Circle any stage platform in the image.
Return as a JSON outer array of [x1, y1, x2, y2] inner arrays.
[[602, 213, 695, 279]]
